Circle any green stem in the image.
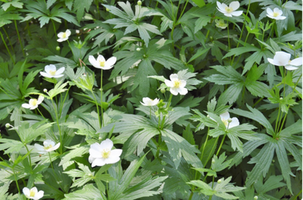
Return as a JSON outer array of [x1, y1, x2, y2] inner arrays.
[[37, 108, 46, 120], [2, 27, 14, 54], [216, 134, 227, 156], [48, 152, 60, 182], [155, 131, 162, 159], [100, 70, 104, 127], [51, 99, 62, 154], [13, 169, 21, 194], [51, 19, 57, 36], [14, 20, 25, 56], [24, 145, 32, 167], [0, 31, 14, 63], [91, 90, 101, 128]]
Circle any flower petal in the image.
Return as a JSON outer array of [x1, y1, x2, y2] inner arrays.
[[23, 187, 30, 196], [40, 72, 52, 78], [165, 80, 174, 87], [266, 7, 273, 15], [92, 158, 106, 167], [22, 103, 31, 109], [34, 144, 45, 153], [284, 65, 298, 71], [66, 29, 71, 37], [104, 155, 120, 164], [56, 67, 65, 75], [231, 11, 243, 16], [110, 149, 123, 157], [170, 88, 179, 95], [106, 57, 117, 66], [45, 64, 56, 73], [169, 74, 178, 81], [289, 57, 302, 66], [229, 117, 240, 128], [37, 96, 44, 104], [178, 87, 188, 95], [229, 1, 240, 10], [36, 190, 44, 199], [88, 55, 100, 68], [100, 139, 113, 150], [220, 112, 230, 121], [216, 1, 227, 12]]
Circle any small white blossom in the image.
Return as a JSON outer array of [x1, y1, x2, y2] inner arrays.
[[215, 19, 228, 29], [164, 74, 188, 96], [267, 51, 302, 70], [88, 55, 117, 70], [40, 64, 65, 78], [141, 97, 159, 106], [220, 112, 239, 129], [216, 1, 243, 17], [89, 139, 122, 167], [57, 29, 71, 42], [266, 8, 286, 20], [34, 140, 60, 154], [22, 96, 44, 110], [22, 187, 44, 200]]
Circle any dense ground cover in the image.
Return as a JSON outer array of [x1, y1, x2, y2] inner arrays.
[[0, 0, 302, 199]]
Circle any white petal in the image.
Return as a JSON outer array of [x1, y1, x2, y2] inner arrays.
[[229, 117, 240, 128], [44, 140, 55, 147], [231, 11, 243, 16], [49, 142, 60, 151], [22, 103, 31, 109], [92, 158, 106, 167], [88, 55, 100, 68], [224, 13, 233, 17], [35, 190, 44, 199], [102, 64, 114, 70], [110, 149, 123, 157], [30, 105, 38, 110], [23, 187, 30, 196], [216, 1, 227, 12], [285, 65, 298, 71], [165, 80, 174, 87], [66, 29, 71, 37], [106, 57, 117, 66], [229, 1, 240, 10], [169, 74, 178, 81], [275, 16, 286, 20], [266, 8, 273, 15], [100, 139, 113, 150], [89, 143, 102, 158], [273, 8, 281, 14], [37, 96, 44, 104], [88, 155, 96, 163], [34, 144, 45, 153], [56, 67, 65, 75], [40, 71, 52, 78], [179, 80, 187, 88], [45, 64, 56, 73], [178, 87, 188, 95], [97, 55, 105, 62], [104, 156, 120, 164], [220, 112, 230, 121], [289, 57, 302, 66], [170, 88, 179, 95]]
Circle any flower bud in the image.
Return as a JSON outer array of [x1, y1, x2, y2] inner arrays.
[[217, 179, 222, 183], [254, 196, 258, 200], [106, 8, 110, 12], [137, 0, 142, 6], [43, 89, 47, 93], [136, 47, 141, 51], [5, 123, 11, 128], [56, 46, 60, 51]]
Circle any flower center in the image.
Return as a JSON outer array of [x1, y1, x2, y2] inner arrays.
[[225, 7, 233, 13], [101, 149, 111, 158], [99, 60, 105, 67], [49, 70, 57, 76], [222, 119, 229, 127], [29, 189, 36, 197], [173, 80, 181, 88], [31, 99, 38, 106], [62, 32, 67, 38], [273, 12, 279, 17], [44, 144, 53, 150]]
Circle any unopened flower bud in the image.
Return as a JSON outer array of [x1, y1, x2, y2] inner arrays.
[[76, 30, 80, 34], [106, 8, 110, 12], [136, 47, 141, 51], [227, 118, 232, 123], [217, 179, 222, 183], [56, 46, 60, 51], [43, 89, 47, 93], [254, 196, 258, 200], [137, 0, 142, 6], [5, 123, 11, 128]]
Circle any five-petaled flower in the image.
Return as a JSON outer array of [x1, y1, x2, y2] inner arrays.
[[216, 1, 243, 17], [266, 8, 286, 20], [22, 96, 44, 110], [40, 64, 65, 78], [215, 19, 228, 29], [89, 139, 122, 167], [34, 140, 60, 154], [267, 51, 302, 70], [57, 29, 71, 42], [88, 55, 117, 70], [23, 187, 44, 200], [165, 74, 188, 96], [220, 112, 239, 129], [141, 97, 160, 106]]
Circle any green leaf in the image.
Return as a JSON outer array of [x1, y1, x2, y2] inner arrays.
[[73, 0, 93, 22], [63, 184, 102, 200], [183, 124, 195, 145], [46, 81, 69, 99], [0, 138, 23, 154], [59, 145, 89, 170], [194, 15, 211, 33], [192, 0, 205, 7], [218, 83, 243, 105], [211, 152, 232, 172]]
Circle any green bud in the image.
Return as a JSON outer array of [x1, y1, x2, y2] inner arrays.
[[137, 0, 142, 6], [217, 179, 222, 183], [254, 196, 258, 200], [56, 46, 60, 51], [106, 8, 110, 12]]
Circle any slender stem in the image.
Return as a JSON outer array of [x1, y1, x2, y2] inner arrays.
[[37, 108, 46, 120], [2, 27, 14, 53], [216, 134, 227, 156], [48, 152, 60, 182], [155, 131, 162, 159], [100, 70, 104, 127], [14, 20, 25, 56], [24, 145, 32, 167], [51, 20, 57, 36], [51, 99, 62, 154], [227, 25, 231, 52], [0, 31, 14, 63], [13, 169, 21, 194], [91, 90, 101, 128]]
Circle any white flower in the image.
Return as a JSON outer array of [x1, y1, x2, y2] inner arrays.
[[22, 187, 44, 200], [57, 29, 71, 42], [220, 112, 239, 129], [164, 74, 188, 96], [266, 8, 286, 20], [89, 139, 122, 167], [22, 96, 44, 110], [88, 55, 117, 70], [40, 64, 65, 78], [216, 1, 243, 17], [267, 51, 302, 70], [34, 140, 60, 154], [215, 19, 228, 29], [141, 97, 159, 106]]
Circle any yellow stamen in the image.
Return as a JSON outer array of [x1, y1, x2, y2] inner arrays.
[[225, 7, 233, 13], [31, 99, 38, 106], [99, 60, 105, 67], [44, 144, 53, 150], [62, 32, 67, 38], [49, 70, 57, 76], [222, 119, 229, 127], [29, 189, 35, 197], [173, 80, 181, 88], [101, 149, 111, 158], [273, 12, 279, 17]]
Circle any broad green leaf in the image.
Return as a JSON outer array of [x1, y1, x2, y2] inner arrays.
[[0, 138, 23, 154], [63, 184, 102, 200], [73, 0, 93, 22], [192, 0, 205, 7], [211, 152, 232, 172], [59, 145, 89, 170]]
